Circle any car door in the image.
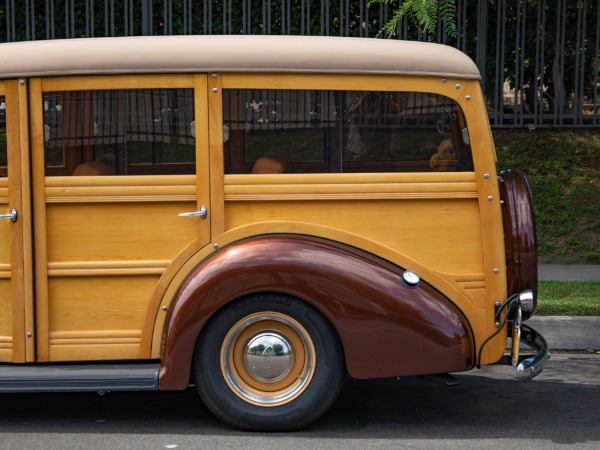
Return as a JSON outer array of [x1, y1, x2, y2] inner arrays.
[[27, 74, 211, 362], [0, 79, 34, 363]]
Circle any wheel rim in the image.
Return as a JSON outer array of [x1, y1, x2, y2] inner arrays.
[[220, 312, 316, 407]]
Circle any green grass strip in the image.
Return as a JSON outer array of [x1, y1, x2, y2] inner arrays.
[[536, 281, 600, 316]]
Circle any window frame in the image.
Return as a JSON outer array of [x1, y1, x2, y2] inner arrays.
[[38, 75, 197, 177], [219, 74, 478, 177]]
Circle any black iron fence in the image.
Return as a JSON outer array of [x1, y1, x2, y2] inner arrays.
[[1, 0, 599, 128]]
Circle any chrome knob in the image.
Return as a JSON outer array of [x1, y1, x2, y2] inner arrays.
[[0, 208, 18, 223], [178, 205, 207, 220]]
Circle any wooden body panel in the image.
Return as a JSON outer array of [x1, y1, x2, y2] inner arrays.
[[3, 69, 509, 371], [224, 175, 483, 274]]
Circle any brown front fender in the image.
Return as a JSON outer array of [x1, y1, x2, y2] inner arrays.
[[159, 235, 473, 390]]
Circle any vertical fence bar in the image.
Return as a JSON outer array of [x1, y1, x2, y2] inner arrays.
[[494, 0, 506, 126], [163, 0, 168, 35], [243, 0, 248, 35], [462, 0, 467, 52], [286, 0, 291, 35], [85, 0, 90, 37], [5, 0, 12, 42], [104, 0, 108, 36], [25, 0, 30, 40], [574, 1, 581, 125], [46, 0, 51, 40], [533, 0, 546, 127], [595, 1, 600, 125], [476, 0, 488, 96], [64, 0, 69, 38], [110, 0, 115, 37], [553, 0, 561, 126], [557, 0, 567, 126], [71, 0, 75, 37], [575, 1, 587, 126], [124, 0, 129, 36], [519, 1, 526, 126]]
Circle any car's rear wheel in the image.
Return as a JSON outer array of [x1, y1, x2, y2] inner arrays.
[[193, 294, 344, 431]]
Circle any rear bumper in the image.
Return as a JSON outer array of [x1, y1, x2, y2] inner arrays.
[[514, 323, 550, 380], [497, 323, 550, 380]]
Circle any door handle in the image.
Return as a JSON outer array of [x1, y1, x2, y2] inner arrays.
[[178, 205, 207, 220], [0, 208, 18, 223]]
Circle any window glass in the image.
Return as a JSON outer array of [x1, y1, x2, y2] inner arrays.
[[0, 97, 6, 177], [44, 89, 195, 176], [223, 89, 473, 174]]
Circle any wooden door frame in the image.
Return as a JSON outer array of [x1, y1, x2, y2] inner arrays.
[[0, 79, 34, 363], [29, 74, 210, 362]]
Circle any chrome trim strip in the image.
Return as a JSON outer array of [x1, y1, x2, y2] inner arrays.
[[0, 363, 160, 392]]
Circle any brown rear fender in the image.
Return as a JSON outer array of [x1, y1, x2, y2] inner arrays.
[[159, 235, 474, 390]]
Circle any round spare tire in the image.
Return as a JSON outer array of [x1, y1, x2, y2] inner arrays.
[[498, 170, 538, 319]]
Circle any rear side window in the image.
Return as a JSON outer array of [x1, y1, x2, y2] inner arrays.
[[223, 89, 473, 174], [44, 89, 195, 176]]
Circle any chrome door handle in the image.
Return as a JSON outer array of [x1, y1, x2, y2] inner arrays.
[[178, 205, 207, 220], [0, 208, 18, 223]]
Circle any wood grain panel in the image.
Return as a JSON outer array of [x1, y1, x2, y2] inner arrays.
[[45, 202, 197, 263], [47, 276, 156, 332], [222, 74, 463, 101], [225, 198, 483, 274], [41, 74, 194, 92], [0, 280, 12, 356]]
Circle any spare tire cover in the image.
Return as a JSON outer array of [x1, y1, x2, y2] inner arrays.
[[498, 170, 538, 318]]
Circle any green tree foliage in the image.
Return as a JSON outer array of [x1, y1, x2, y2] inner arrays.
[[370, 0, 457, 37]]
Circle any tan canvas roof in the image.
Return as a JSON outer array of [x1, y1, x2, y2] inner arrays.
[[0, 35, 481, 80]]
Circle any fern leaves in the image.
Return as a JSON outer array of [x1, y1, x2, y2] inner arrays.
[[371, 0, 459, 39]]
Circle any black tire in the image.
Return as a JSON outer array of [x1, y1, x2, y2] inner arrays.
[[193, 293, 345, 431]]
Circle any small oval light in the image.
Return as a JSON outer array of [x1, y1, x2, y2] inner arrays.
[[402, 270, 420, 288]]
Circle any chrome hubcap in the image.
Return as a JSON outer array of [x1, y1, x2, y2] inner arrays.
[[221, 312, 315, 407], [244, 332, 295, 383]]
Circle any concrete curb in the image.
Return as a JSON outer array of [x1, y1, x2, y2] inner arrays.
[[526, 316, 600, 351], [531, 265, 600, 350]]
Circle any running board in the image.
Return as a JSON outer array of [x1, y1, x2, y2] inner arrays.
[[0, 363, 160, 393]]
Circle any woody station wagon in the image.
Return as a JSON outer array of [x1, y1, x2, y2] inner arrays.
[[0, 35, 548, 430]]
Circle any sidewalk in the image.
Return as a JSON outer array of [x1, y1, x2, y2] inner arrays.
[[530, 264, 600, 351], [539, 264, 600, 282]]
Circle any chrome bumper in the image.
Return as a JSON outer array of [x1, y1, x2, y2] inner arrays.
[[508, 323, 550, 381], [496, 324, 550, 381], [488, 290, 549, 380]]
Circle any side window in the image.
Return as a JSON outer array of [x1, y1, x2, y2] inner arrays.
[[44, 89, 195, 176], [223, 89, 473, 174], [0, 97, 6, 177]]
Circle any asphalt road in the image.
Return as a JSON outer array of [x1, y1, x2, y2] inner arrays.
[[1, 355, 598, 449]]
